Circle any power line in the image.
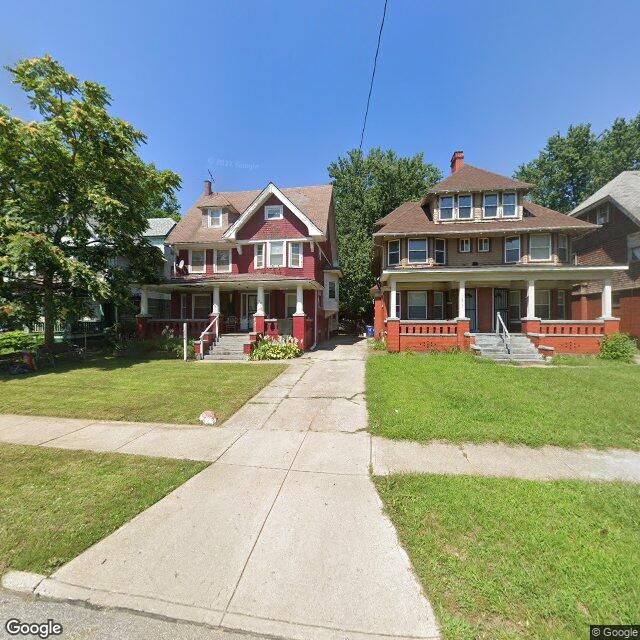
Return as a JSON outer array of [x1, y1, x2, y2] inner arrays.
[[359, 0, 389, 151]]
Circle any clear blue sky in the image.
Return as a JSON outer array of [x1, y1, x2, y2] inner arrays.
[[2, 0, 639, 211]]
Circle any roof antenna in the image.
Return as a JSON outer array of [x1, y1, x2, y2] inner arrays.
[[207, 169, 215, 186]]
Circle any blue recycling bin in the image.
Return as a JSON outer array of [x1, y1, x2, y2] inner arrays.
[[366, 325, 375, 338]]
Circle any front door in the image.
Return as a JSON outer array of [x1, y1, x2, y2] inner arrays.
[[493, 288, 509, 330], [465, 289, 477, 332], [240, 293, 257, 331]]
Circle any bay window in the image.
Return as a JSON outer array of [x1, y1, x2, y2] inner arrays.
[[268, 241, 284, 267], [458, 194, 473, 219], [439, 196, 454, 220], [407, 291, 427, 320], [408, 238, 427, 263], [189, 249, 206, 273], [483, 194, 498, 218], [529, 233, 552, 260], [502, 193, 517, 217], [289, 242, 303, 268], [387, 240, 400, 266], [434, 238, 446, 264], [504, 236, 520, 263]]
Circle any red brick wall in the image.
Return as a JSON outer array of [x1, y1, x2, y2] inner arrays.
[[572, 290, 640, 339]]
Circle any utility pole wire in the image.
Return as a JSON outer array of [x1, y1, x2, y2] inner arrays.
[[359, 0, 389, 151]]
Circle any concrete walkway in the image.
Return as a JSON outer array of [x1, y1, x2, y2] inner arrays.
[[3, 338, 440, 640]]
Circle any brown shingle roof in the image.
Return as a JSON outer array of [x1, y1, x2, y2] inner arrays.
[[167, 184, 333, 244], [374, 200, 597, 236], [427, 164, 534, 194]]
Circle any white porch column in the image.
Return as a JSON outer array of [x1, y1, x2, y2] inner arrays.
[[256, 286, 265, 316], [212, 286, 220, 315], [601, 278, 612, 318], [295, 284, 304, 315], [526, 280, 536, 318], [457, 280, 466, 319], [139, 288, 149, 316], [389, 279, 397, 319]]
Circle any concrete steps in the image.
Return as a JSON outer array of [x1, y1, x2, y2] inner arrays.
[[474, 333, 546, 365], [204, 334, 249, 361]]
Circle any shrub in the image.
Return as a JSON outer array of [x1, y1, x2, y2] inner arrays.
[[0, 331, 43, 355], [369, 338, 387, 351], [250, 336, 302, 360], [599, 332, 638, 362]]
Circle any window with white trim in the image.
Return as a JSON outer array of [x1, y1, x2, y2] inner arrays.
[[535, 290, 550, 319], [483, 193, 498, 218], [215, 248, 231, 273], [558, 234, 568, 262], [328, 281, 336, 299], [208, 208, 222, 228], [289, 242, 303, 268], [387, 240, 400, 266], [254, 243, 265, 269], [502, 193, 517, 217], [285, 292, 297, 318], [439, 196, 454, 220], [407, 291, 428, 320], [529, 233, 552, 260], [557, 290, 566, 319], [459, 238, 471, 253], [477, 237, 490, 252], [265, 204, 283, 220], [433, 291, 444, 320], [504, 236, 520, 263], [268, 241, 284, 267], [190, 249, 206, 273], [434, 238, 446, 265], [192, 294, 210, 319], [458, 195, 473, 219], [408, 238, 427, 263]]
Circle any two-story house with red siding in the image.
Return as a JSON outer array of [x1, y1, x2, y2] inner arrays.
[[135, 180, 340, 357], [569, 171, 640, 339], [372, 151, 628, 359]]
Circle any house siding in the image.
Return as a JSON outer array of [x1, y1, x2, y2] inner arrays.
[[236, 195, 308, 241]]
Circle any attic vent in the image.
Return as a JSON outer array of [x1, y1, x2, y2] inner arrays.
[[523, 208, 533, 218]]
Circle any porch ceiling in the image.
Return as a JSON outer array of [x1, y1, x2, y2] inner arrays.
[[145, 278, 322, 292]]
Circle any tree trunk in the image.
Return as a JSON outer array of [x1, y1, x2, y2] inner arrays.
[[42, 273, 56, 348]]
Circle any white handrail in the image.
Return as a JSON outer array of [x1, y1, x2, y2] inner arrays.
[[198, 315, 219, 359], [496, 312, 511, 354]]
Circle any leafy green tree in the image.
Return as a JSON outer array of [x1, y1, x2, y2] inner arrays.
[[328, 148, 441, 323], [0, 56, 181, 345], [515, 114, 640, 212]]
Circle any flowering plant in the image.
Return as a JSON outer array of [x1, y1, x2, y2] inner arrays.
[[198, 410, 218, 426]]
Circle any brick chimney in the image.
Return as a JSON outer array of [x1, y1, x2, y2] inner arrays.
[[450, 150, 464, 174], [204, 179, 212, 196]]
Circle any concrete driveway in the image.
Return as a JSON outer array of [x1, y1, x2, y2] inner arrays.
[[34, 338, 440, 640]]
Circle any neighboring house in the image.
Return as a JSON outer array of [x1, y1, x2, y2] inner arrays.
[[569, 171, 640, 339], [136, 181, 340, 353], [372, 151, 627, 355]]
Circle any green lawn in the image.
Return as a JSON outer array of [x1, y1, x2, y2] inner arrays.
[[375, 474, 640, 640], [0, 356, 286, 424], [0, 443, 207, 575], [366, 352, 640, 449]]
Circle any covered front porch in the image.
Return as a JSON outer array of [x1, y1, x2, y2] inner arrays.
[[374, 265, 627, 355], [135, 279, 326, 352]]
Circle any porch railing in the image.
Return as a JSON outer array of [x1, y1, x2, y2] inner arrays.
[[147, 319, 209, 338], [539, 320, 605, 335], [199, 315, 219, 346], [399, 320, 457, 335], [496, 312, 511, 354]]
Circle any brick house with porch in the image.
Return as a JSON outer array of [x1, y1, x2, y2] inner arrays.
[[372, 151, 627, 357], [569, 171, 640, 340], [135, 181, 340, 357]]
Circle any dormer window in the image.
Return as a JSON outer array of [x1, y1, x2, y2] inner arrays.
[[439, 196, 454, 220], [502, 193, 517, 217], [483, 194, 498, 218], [208, 208, 222, 228], [458, 195, 473, 219], [265, 204, 283, 220]]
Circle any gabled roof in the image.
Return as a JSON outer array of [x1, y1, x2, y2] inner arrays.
[[570, 171, 640, 225], [166, 183, 333, 245], [223, 182, 324, 239], [427, 164, 534, 194], [374, 200, 596, 236], [143, 217, 176, 238]]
